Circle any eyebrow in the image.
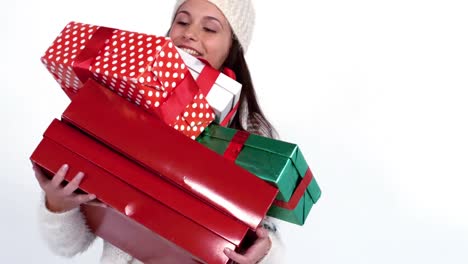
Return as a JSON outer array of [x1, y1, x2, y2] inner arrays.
[[176, 10, 225, 29]]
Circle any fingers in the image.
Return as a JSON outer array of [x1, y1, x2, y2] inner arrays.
[[76, 193, 97, 205], [224, 228, 272, 264], [85, 199, 108, 208], [50, 164, 69, 188], [63, 171, 85, 195], [34, 163, 97, 212], [256, 227, 269, 239], [35, 163, 86, 194], [32, 164, 49, 188], [224, 248, 248, 264]]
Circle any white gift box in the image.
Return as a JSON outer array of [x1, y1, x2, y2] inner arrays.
[[177, 48, 242, 124]]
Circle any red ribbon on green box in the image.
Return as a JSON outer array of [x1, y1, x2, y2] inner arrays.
[[222, 131, 314, 210], [272, 169, 312, 210], [223, 130, 250, 161]]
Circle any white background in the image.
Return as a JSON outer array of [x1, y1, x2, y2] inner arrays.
[[2, 0, 468, 263]]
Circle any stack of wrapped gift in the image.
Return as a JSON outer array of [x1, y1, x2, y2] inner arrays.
[[41, 21, 241, 139], [31, 79, 278, 263], [32, 20, 321, 263]]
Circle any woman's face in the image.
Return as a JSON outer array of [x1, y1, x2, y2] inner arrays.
[[169, 0, 232, 70]]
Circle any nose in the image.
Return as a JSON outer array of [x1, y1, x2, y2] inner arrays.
[[183, 25, 198, 41]]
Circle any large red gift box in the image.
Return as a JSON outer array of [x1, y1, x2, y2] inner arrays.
[[41, 21, 215, 139], [30, 79, 278, 263], [60, 79, 277, 229], [32, 119, 251, 263]]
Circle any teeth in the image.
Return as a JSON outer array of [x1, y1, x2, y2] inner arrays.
[[181, 47, 200, 56]]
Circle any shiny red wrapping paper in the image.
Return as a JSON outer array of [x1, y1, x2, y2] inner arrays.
[[30, 79, 278, 263], [61, 79, 278, 229]]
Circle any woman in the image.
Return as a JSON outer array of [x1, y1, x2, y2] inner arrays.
[[35, 0, 284, 263]]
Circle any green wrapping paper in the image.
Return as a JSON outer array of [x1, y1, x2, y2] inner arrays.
[[196, 124, 321, 225]]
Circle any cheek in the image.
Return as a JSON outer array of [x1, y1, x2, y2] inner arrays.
[[168, 29, 175, 39], [168, 27, 180, 40], [206, 48, 225, 69], [207, 39, 231, 68]]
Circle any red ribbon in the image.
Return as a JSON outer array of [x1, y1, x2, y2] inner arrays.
[[73, 26, 115, 83], [223, 130, 250, 161], [154, 75, 200, 125], [219, 100, 240, 127], [223, 130, 313, 210], [71, 25, 200, 126], [273, 168, 313, 210], [196, 59, 220, 96], [195, 60, 240, 126], [71, 25, 239, 127], [222, 67, 236, 80]]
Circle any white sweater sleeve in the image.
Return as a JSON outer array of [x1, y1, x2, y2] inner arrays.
[[38, 193, 97, 257], [260, 217, 285, 264]]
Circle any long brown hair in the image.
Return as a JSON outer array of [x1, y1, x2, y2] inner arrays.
[[223, 36, 277, 139]]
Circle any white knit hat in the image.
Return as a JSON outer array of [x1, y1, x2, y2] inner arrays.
[[173, 0, 255, 53]]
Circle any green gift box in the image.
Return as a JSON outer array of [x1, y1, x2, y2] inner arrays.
[[196, 124, 321, 225]]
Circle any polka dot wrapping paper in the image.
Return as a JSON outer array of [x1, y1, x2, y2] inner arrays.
[[41, 21, 215, 139]]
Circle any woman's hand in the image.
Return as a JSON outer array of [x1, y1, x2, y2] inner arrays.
[[33, 163, 97, 213], [224, 227, 272, 264]]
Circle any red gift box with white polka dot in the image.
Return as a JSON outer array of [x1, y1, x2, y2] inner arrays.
[[41, 21, 215, 139]]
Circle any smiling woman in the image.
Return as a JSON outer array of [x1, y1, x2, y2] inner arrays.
[[34, 0, 283, 263]]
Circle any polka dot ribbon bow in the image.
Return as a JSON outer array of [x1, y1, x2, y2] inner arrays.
[[41, 21, 215, 139]]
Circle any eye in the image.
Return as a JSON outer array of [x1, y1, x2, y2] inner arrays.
[[176, 21, 189, 26], [203, 27, 217, 33]]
